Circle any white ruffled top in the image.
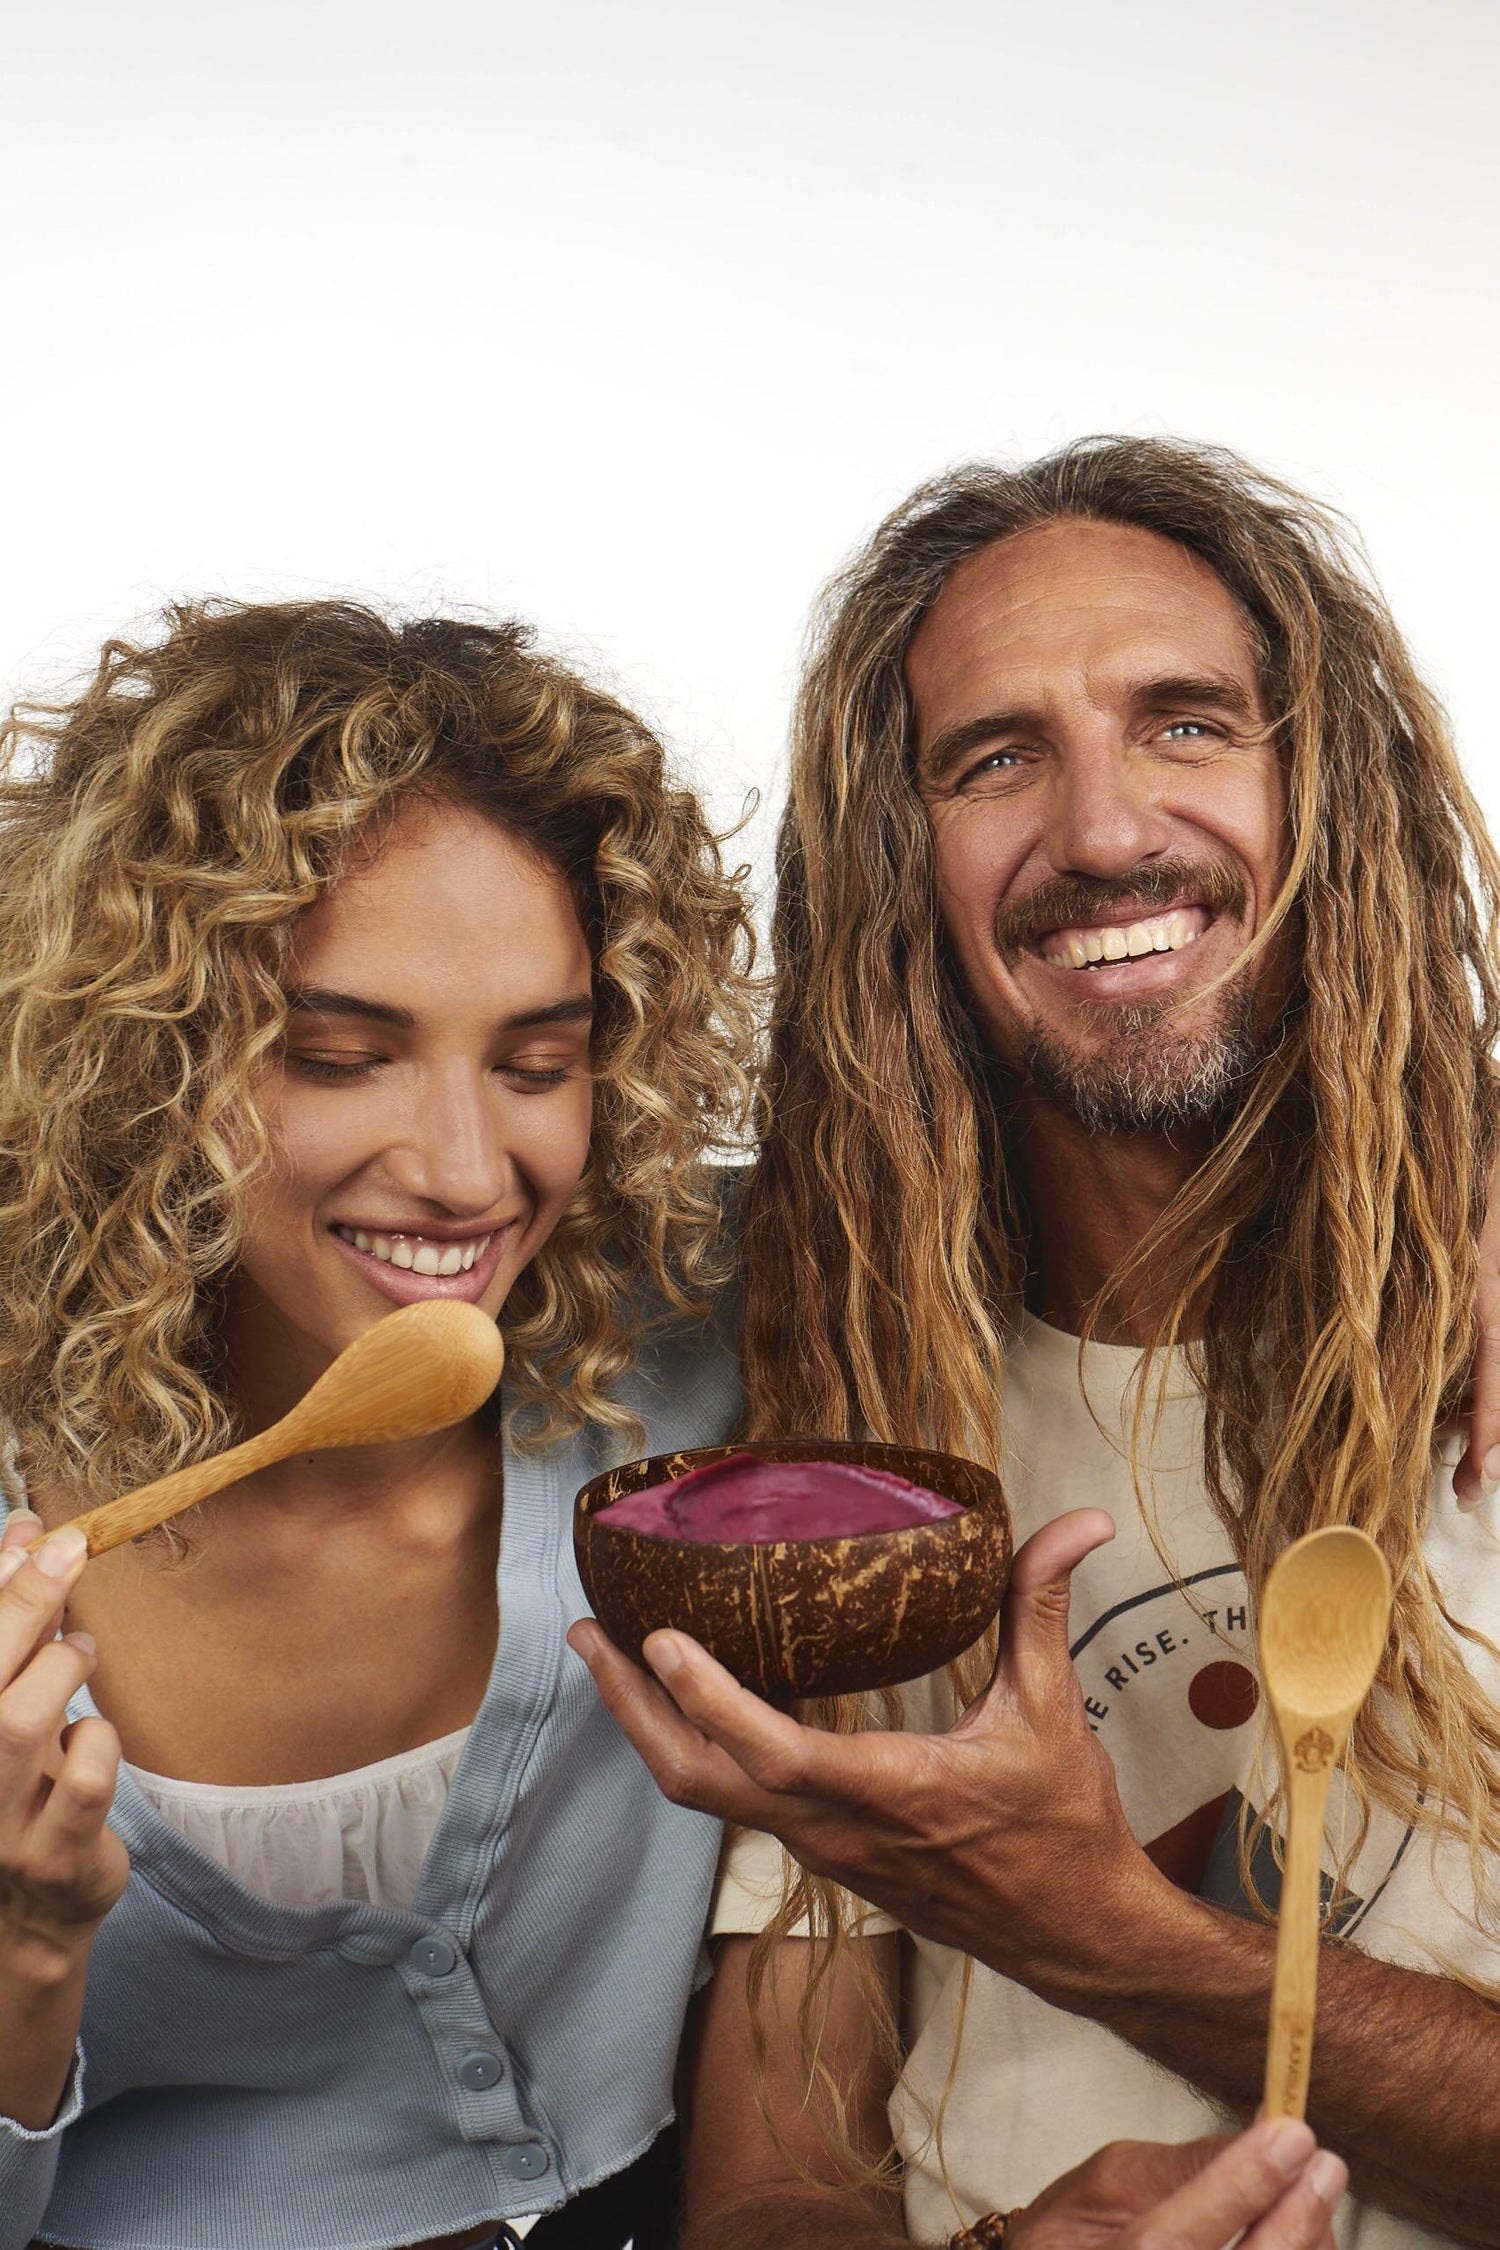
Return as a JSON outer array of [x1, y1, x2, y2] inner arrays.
[[125, 1726, 472, 1912]]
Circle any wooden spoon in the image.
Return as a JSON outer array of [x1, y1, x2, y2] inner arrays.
[[36, 1298, 506, 1560], [1259, 1524, 1393, 2119]]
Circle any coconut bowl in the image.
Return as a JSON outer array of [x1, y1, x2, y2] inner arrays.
[[573, 1439, 1012, 1702]]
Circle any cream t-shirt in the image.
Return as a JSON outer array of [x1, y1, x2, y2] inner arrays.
[[713, 1312, 1500, 2249]]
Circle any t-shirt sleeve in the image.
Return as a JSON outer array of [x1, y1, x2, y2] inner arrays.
[[708, 1825, 898, 1936], [0, 2040, 85, 2250]]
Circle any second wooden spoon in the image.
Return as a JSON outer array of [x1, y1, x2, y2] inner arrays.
[[1259, 1523, 1392, 2120]]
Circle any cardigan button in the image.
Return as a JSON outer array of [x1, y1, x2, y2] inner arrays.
[[457, 2050, 505, 2091], [408, 1935, 459, 1978], [502, 2142, 551, 2182]]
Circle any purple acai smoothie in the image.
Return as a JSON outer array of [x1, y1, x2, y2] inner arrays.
[[595, 1452, 961, 1545]]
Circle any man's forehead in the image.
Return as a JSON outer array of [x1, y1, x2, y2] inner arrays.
[[905, 519, 1265, 743]]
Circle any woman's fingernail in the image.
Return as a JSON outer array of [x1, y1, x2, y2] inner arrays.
[[0, 1549, 26, 1590], [35, 1526, 88, 1579], [5, 1509, 41, 1531], [1306, 2149, 1349, 2206], [1481, 1444, 1500, 1493], [1266, 2117, 1316, 2174], [644, 1634, 683, 1680], [65, 1630, 96, 1654]]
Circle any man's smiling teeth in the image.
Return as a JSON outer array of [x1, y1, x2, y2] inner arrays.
[[1043, 910, 1202, 971], [336, 1227, 492, 1276]]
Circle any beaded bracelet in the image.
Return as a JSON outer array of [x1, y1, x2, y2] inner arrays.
[[948, 2211, 1022, 2248]]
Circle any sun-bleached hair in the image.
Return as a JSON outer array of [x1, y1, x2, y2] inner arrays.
[[0, 599, 757, 1505], [739, 437, 1500, 2173]]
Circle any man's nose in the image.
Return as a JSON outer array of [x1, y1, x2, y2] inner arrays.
[[386, 1068, 512, 1214], [1046, 740, 1174, 880]]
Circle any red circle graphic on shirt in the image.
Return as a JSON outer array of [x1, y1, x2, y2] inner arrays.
[[1188, 1659, 1260, 1730]]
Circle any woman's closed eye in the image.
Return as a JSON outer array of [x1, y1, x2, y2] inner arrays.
[[502, 1050, 589, 1091], [288, 1052, 583, 1090], [287, 1050, 385, 1082], [504, 1066, 572, 1090]]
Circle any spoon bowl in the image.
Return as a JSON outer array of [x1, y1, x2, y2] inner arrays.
[[45, 1298, 507, 1559], [1260, 1528, 1392, 1716], [1259, 1524, 1393, 2119]]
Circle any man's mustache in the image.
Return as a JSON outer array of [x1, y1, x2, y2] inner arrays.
[[992, 858, 1249, 958]]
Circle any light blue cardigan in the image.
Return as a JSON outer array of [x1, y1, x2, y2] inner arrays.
[[0, 1305, 741, 2250]]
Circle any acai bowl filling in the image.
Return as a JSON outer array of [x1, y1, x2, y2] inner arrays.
[[593, 1450, 963, 1545]]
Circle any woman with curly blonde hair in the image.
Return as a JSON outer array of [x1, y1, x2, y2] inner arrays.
[[0, 599, 758, 2250]]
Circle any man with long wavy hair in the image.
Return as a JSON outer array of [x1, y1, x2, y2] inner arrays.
[[572, 439, 1500, 2248]]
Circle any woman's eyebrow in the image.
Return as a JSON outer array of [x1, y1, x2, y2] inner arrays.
[[501, 996, 594, 1031], [283, 985, 414, 1027], [282, 987, 594, 1031]]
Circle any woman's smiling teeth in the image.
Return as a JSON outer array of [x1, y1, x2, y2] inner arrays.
[[335, 1226, 492, 1275], [1041, 908, 1206, 971]]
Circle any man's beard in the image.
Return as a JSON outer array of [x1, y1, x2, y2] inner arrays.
[[1015, 973, 1260, 1135], [992, 855, 1263, 1134]]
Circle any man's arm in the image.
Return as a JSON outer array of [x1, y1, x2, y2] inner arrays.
[[573, 1512, 1500, 2246], [1047, 1881, 1500, 2241], [677, 1932, 1350, 2250]]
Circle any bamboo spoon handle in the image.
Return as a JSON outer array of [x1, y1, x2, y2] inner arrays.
[[1263, 1744, 1336, 2119], [58, 1431, 286, 1559]]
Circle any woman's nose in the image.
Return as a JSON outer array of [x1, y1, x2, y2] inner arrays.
[[384, 1071, 513, 1214]]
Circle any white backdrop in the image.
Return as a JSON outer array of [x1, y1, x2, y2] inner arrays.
[[3, 0, 1496, 909]]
